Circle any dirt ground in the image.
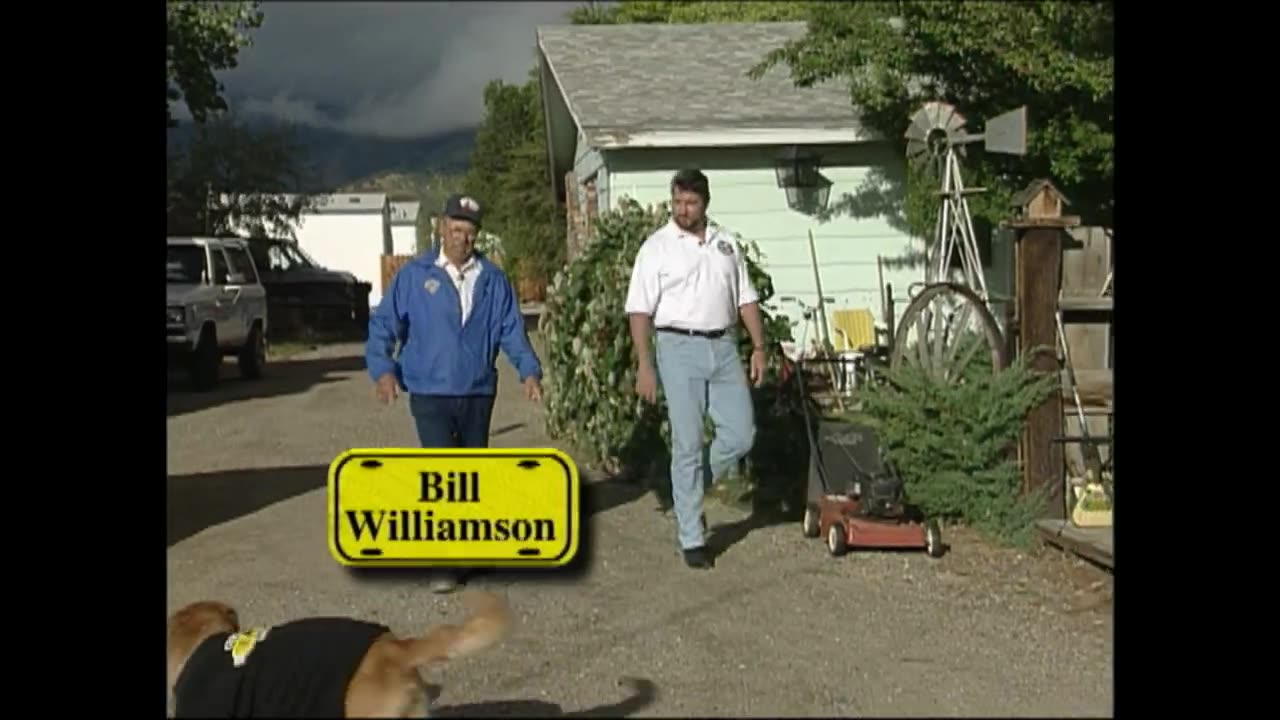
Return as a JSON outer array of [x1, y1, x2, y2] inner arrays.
[[167, 339, 1113, 717]]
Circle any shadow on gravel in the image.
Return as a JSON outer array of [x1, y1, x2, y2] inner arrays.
[[167, 465, 328, 546], [489, 422, 527, 438], [704, 508, 792, 564], [427, 677, 657, 718], [167, 355, 366, 417], [475, 473, 649, 585], [349, 474, 648, 587]]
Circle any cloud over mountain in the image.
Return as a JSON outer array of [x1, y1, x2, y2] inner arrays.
[[202, 1, 579, 139]]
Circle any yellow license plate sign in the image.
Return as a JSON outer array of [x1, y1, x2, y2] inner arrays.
[[328, 448, 580, 568]]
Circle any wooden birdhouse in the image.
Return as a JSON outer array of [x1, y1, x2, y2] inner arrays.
[[1010, 179, 1070, 221]]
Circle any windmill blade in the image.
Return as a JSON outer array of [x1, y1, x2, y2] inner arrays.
[[939, 103, 967, 135], [905, 106, 936, 141], [927, 101, 948, 130], [906, 101, 948, 140], [924, 101, 966, 136], [906, 138, 931, 169], [906, 101, 969, 145], [906, 101, 971, 175]]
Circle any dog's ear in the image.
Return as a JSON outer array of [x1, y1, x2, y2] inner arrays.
[[169, 601, 241, 639], [167, 601, 242, 698]]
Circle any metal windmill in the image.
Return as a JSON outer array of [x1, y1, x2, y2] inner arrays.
[[890, 101, 1029, 383], [904, 101, 1028, 296]]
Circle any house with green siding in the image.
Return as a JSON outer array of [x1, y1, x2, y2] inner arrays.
[[535, 21, 951, 350]]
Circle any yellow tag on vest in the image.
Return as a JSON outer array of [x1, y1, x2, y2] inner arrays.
[[223, 627, 271, 667]]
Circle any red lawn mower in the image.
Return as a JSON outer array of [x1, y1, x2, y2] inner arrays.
[[781, 351, 946, 559]]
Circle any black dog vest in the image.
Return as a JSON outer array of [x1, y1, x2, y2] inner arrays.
[[173, 617, 392, 718]]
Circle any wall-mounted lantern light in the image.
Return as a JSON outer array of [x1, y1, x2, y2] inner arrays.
[[774, 146, 832, 215]]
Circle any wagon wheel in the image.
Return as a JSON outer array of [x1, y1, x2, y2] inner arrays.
[[890, 282, 1007, 383]]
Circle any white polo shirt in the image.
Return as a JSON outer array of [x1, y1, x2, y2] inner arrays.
[[435, 252, 482, 324], [624, 219, 760, 332]]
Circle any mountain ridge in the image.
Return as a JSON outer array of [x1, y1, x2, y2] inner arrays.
[[167, 118, 476, 193]]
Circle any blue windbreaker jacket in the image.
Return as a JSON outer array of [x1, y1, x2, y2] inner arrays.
[[364, 250, 541, 396]]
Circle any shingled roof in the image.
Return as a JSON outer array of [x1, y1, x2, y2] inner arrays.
[[536, 22, 866, 147]]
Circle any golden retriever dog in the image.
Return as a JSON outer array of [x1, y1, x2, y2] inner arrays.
[[167, 591, 512, 718]]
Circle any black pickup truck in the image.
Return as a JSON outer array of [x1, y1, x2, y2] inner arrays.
[[244, 236, 371, 341]]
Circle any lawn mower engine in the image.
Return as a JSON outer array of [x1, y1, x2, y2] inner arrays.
[[849, 471, 907, 519], [810, 423, 903, 511]]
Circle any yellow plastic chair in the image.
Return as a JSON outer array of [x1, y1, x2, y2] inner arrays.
[[830, 308, 877, 352], [826, 308, 878, 394]]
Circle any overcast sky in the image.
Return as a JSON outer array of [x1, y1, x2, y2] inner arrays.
[[186, 1, 582, 138]]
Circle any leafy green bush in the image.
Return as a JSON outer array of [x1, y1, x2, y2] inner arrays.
[[475, 230, 505, 268], [542, 197, 802, 510], [854, 352, 1059, 547]]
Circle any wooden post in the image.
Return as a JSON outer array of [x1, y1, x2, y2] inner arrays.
[[1004, 179, 1081, 520], [884, 282, 895, 349]]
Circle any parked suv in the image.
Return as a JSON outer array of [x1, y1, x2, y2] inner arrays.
[[167, 236, 269, 391]]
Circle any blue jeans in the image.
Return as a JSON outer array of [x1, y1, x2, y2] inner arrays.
[[655, 332, 756, 550], [408, 394, 495, 587], [409, 394, 496, 448]]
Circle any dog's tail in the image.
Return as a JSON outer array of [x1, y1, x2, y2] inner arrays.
[[403, 591, 513, 668]]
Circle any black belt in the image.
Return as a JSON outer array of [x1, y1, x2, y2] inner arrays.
[[656, 326, 732, 339]]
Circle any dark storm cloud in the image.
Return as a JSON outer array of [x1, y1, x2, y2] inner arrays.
[[208, 1, 581, 138]]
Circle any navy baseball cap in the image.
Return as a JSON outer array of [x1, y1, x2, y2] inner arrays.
[[443, 193, 483, 226]]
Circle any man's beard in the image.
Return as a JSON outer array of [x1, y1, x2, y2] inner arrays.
[[674, 216, 705, 233]]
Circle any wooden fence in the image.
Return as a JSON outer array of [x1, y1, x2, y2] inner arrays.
[[1058, 226, 1113, 478], [381, 254, 415, 296], [380, 245, 508, 295]]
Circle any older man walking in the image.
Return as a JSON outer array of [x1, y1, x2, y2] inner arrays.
[[366, 193, 543, 592], [624, 168, 767, 569]]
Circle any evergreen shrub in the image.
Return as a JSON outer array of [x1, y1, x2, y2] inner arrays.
[[855, 350, 1059, 546]]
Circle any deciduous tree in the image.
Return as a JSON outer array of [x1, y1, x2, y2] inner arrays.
[[750, 1, 1114, 231], [166, 1, 265, 127], [167, 114, 315, 238], [461, 71, 565, 285], [569, 0, 811, 24]]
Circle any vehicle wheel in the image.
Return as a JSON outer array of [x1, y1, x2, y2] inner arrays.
[[238, 323, 266, 380], [802, 503, 820, 538], [189, 326, 220, 391], [925, 519, 945, 558], [826, 522, 848, 557]]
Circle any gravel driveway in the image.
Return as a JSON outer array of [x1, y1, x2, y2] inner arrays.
[[167, 341, 1113, 717]]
